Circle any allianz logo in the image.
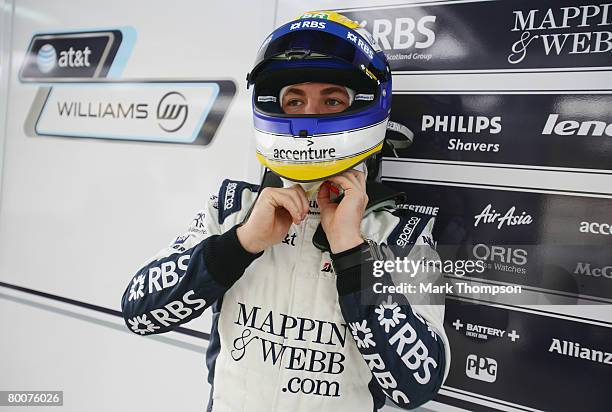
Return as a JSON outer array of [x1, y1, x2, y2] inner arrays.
[[36, 43, 92, 73], [543, 114, 612, 136]]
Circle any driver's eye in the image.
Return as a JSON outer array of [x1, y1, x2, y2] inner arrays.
[[325, 98, 344, 106], [286, 99, 303, 107]]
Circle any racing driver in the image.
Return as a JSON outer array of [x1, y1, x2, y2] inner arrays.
[[122, 10, 450, 411]]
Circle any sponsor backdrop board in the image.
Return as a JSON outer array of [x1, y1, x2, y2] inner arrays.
[[0, 1, 610, 412], [386, 92, 612, 171], [384, 181, 612, 304], [273, 0, 612, 411], [442, 299, 610, 412], [341, 0, 612, 73]]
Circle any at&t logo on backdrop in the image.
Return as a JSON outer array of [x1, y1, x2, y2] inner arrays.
[[20, 30, 130, 81]]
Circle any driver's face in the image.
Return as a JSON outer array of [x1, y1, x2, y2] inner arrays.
[[281, 82, 350, 115]]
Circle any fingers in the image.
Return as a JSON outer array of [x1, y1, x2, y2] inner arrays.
[[327, 174, 356, 193], [343, 169, 366, 191], [328, 170, 365, 192], [260, 187, 308, 224], [317, 182, 335, 213], [326, 170, 368, 206], [289, 184, 310, 216]]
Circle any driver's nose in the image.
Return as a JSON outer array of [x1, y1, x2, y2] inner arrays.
[[302, 101, 320, 115]]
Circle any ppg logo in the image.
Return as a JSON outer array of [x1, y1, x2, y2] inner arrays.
[[465, 354, 497, 383], [157, 91, 188, 132]]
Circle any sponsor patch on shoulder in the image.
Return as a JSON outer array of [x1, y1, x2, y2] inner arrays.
[[218, 179, 259, 224], [388, 211, 433, 250]]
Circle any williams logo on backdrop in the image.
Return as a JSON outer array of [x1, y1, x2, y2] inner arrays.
[[341, 0, 612, 72], [24, 80, 236, 145], [19, 30, 129, 81]]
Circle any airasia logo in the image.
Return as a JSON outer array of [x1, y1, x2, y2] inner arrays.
[[473, 204, 533, 229]]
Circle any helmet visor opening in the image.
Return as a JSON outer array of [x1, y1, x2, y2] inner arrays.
[[254, 67, 380, 117]]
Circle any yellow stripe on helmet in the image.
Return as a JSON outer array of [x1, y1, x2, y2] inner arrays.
[[298, 10, 360, 29], [256, 142, 383, 182]]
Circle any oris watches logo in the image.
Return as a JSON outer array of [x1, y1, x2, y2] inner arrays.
[[543, 114, 612, 137], [157, 91, 188, 133], [466, 354, 497, 383], [472, 244, 527, 275]]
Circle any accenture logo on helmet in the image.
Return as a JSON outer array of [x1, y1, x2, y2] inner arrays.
[[27, 80, 236, 145], [273, 147, 337, 161], [20, 30, 126, 81], [508, 4, 612, 65]]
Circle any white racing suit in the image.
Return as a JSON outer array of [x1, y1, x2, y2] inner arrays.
[[121, 178, 451, 411]]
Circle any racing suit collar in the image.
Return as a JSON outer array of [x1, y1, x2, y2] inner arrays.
[[312, 181, 406, 252]]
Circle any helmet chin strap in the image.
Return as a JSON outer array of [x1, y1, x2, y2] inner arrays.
[[279, 162, 368, 198]]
